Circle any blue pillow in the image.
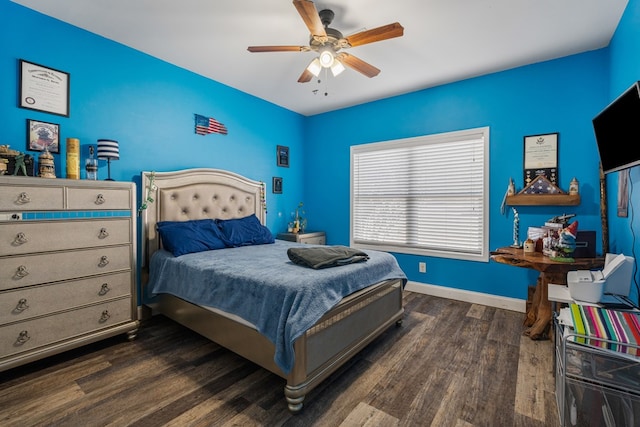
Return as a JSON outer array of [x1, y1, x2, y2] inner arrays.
[[156, 219, 228, 256], [216, 214, 274, 247]]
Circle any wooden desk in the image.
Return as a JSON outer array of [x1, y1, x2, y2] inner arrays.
[[491, 246, 604, 340]]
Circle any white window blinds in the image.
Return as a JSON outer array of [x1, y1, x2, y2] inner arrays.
[[351, 127, 489, 261]]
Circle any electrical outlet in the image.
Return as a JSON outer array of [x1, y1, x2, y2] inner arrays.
[[419, 262, 426, 273]]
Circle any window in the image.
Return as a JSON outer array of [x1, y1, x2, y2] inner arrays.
[[351, 127, 489, 261]]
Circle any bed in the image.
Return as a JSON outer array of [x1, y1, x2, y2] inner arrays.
[[140, 168, 406, 413]]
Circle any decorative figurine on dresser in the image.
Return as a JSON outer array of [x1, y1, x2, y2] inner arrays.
[[0, 145, 34, 176], [38, 148, 56, 178], [0, 175, 139, 372]]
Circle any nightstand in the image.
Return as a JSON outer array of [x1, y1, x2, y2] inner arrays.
[[277, 231, 326, 245]]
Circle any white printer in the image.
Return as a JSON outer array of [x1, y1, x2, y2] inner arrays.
[[567, 253, 634, 303]]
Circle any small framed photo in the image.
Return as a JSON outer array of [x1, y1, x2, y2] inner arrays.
[[277, 145, 289, 167], [273, 177, 283, 194], [19, 59, 70, 117], [27, 119, 60, 153]]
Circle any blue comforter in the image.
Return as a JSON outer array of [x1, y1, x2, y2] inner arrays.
[[147, 240, 407, 374]]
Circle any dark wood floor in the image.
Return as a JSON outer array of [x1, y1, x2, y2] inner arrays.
[[0, 291, 560, 427]]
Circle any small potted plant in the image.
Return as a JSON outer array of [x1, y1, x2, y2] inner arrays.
[[292, 202, 306, 233]]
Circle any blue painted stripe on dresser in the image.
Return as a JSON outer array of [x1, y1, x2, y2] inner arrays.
[[21, 211, 131, 220]]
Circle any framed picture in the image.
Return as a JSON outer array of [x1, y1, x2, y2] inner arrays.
[[27, 119, 60, 153], [273, 177, 283, 194], [523, 132, 558, 186], [277, 145, 289, 167], [19, 59, 70, 117]]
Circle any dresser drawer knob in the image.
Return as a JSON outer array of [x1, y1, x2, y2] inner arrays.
[[98, 256, 110, 267], [14, 298, 29, 313], [99, 310, 111, 323], [13, 232, 28, 245], [16, 192, 31, 205], [95, 194, 106, 205], [15, 265, 29, 278], [15, 330, 30, 345], [99, 283, 111, 296], [98, 228, 109, 239]]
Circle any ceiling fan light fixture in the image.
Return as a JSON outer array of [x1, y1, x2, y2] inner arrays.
[[248, 1, 404, 83], [318, 49, 334, 68], [330, 59, 345, 76], [307, 58, 322, 77]]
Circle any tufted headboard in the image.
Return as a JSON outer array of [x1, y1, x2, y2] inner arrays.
[[140, 168, 265, 275]]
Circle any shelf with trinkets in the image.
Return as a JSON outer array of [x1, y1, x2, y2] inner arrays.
[[506, 175, 580, 206]]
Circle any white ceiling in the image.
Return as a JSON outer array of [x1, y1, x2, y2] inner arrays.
[[12, 0, 628, 116]]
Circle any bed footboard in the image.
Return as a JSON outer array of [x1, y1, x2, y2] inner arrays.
[[147, 278, 403, 413], [284, 278, 404, 412]]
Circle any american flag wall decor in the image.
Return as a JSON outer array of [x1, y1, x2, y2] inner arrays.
[[195, 113, 228, 135]]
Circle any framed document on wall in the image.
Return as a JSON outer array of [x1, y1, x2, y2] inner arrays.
[[19, 59, 70, 117], [523, 132, 558, 186]]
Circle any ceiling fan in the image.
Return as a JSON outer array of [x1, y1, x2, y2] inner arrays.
[[247, 0, 404, 83]]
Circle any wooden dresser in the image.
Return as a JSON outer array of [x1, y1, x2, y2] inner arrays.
[[0, 176, 138, 372]]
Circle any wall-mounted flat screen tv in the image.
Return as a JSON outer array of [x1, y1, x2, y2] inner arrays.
[[592, 81, 640, 174]]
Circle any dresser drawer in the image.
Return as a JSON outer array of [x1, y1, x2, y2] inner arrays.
[[299, 235, 326, 245], [0, 185, 64, 211], [0, 271, 131, 324], [0, 297, 133, 358], [0, 246, 131, 291], [67, 187, 131, 210], [0, 218, 132, 256]]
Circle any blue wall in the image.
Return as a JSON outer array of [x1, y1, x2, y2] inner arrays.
[[606, 0, 640, 302], [305, 52, 610, 299], [3, 0, 639, 303], [0, 1, 305, 235]]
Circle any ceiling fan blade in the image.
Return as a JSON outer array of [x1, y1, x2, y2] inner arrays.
[[337, 53, 380, 78], [293, 0, 327, 39], [344, 22, 404, 48], [298, 68, 314, 83], [247, 46, 307, 53]]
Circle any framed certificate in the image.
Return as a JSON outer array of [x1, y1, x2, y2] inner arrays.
[[19, 59, 70, 117], [523, 132, 558, 186]]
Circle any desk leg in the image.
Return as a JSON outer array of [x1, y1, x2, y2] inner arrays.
[[524, 271, 565, 340], [524, 276, 542, 328]]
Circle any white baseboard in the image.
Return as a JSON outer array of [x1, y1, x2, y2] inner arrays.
[[405, 281, 526, 313]]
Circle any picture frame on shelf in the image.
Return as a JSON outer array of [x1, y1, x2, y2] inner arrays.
[[273, 176, 283, 194], [523, 132, 558, 186], [27, 119, 60, 153], [277, 145, 289, 167], [19, 59, 70, 117]]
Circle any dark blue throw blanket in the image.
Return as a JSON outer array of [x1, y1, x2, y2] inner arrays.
[[147, 240, 407, 374]]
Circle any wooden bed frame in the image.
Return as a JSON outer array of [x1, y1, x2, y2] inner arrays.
[[140, 168, 404, 413]]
